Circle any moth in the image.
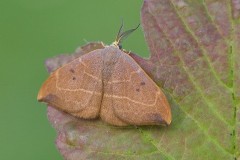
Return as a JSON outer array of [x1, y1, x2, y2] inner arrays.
[[38, 23, 172, 126]]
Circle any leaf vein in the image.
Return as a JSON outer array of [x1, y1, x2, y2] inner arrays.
[[169, 0, 230, 90]]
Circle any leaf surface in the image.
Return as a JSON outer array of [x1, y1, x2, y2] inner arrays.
[[45, 1, 240, 159]]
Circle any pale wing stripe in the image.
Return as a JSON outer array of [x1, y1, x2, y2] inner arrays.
[[104, 91, 160, 107], [107, 68, 141, 84], [84, 71, 101, 81], [57, 86, 102, 96], [56, 70, 102, 95], [79, 58, 87, 67]]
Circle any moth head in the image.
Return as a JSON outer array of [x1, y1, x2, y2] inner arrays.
[[112, 21, 140, 49]]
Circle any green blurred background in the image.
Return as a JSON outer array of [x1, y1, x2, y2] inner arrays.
[[0, 0, 148, 159]]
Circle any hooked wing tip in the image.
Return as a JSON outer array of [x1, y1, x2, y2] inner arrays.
[[152, 112, 171, 126], [165, 110, 172, 126], [37, 86, 45, 102], [37, 83, 56, 104], [37, 73, 57, 103]]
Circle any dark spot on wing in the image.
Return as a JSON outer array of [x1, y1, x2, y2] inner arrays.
[[72, 77, 76, 80], [140, 81, 145, 86], [136, 88, 140, 92], [70, 69, 75, 73]]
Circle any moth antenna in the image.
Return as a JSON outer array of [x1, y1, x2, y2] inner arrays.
[[118, 23, 140, 44], [113, 22, 140, 48], [116, 19, 124, 42]]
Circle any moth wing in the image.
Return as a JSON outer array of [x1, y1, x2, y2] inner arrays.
[[38, 49, 104, 119], [102, 51, 171, 126]]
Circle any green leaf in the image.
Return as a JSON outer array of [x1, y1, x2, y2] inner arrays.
[[138, 0, 240, 159]]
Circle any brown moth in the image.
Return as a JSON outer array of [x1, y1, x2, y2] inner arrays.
[[37, 24, 172, 126]]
